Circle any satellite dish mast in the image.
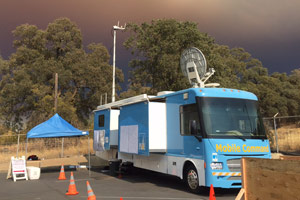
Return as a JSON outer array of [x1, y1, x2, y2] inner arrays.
[[180, 47, 219, 88]]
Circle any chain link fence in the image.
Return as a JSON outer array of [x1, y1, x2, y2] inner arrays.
[[0, 134, 94, 163], [2, 115, 300, 162], [263, 115, 300, 154]]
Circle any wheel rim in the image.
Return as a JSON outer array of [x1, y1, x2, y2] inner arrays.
[[187, 169, 198, 190]]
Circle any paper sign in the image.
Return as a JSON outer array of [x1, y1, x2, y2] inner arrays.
[[120, 125, 138, 154], [10, 156, 28, 182], [93, 130, 105, 151]]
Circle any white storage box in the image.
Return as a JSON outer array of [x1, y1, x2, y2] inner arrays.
[[26, 166, 41, 180]]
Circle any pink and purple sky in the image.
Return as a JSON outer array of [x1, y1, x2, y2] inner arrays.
[[1, 0, 300, 78]]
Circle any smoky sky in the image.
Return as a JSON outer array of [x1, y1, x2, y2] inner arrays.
[[1, 0, 300, 83]]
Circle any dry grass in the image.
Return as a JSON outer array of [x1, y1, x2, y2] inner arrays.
[[1, 124, 299, 162], [270, 126, 300, 152], [0, 137, 94, 163]]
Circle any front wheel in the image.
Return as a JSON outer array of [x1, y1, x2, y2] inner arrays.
[[185, 165, 203, 193]]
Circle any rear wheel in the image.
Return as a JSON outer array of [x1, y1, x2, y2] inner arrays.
[[185, 165, 203, 193]]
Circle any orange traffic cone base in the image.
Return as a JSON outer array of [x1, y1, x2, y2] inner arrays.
[[66, 191, 79, 195]]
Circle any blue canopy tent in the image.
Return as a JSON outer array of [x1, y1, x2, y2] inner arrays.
[[26, 114, 90, 172], [27, 113, 88, 138]]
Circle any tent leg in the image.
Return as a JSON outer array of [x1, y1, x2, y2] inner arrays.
[[61, 138, 64, 158], [88, 136, 91, 177], [25, 138, 28, 159]]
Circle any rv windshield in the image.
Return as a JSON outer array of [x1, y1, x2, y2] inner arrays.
[[197, 97, 266, 139]]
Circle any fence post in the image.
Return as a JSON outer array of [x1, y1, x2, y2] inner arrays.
[[273, 113, 279, 153], [77, 137, 80, 157], [88, 135, 91, 177], [25, 138, 28, 159], [16, 134, 20, 157]]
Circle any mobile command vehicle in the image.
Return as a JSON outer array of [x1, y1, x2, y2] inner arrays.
[[93, 47, 271, 193]]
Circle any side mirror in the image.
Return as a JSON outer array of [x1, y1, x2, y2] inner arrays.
[[189, 120, 197, 135]]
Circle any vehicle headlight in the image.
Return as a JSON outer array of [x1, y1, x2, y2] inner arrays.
[[210, 162, 223, 170]]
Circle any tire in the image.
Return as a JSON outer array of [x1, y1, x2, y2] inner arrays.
[[184, 165, 203, 194]]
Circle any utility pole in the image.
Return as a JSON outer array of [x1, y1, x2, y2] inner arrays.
[[54, 73, 58, 113], [112, 22, 125, 102]]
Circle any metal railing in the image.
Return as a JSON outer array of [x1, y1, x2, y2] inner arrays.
[[0, 134, 93, 163]]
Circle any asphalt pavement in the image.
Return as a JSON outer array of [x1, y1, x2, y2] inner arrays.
[[0, 167, 239, 200]]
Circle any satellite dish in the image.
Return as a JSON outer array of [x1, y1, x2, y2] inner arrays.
[[180, 47, 207, 80], [180, 47, 218, 88]]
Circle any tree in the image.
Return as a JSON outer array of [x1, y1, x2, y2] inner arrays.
[[46, 18, 82, 59], [124, 19, 214, 94], [0, 55, 8, 77], [123, 19, 300, 117], [75, 43, 123, 119], [0, 55, 10, 133], [0, 18, 123, 132], [123, 19, 263, 93]]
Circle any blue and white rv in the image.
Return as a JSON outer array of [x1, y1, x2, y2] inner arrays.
[[93, 47, 271, 193]]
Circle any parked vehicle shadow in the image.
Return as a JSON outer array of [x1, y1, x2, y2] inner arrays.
[[97, 166, 240, 197]]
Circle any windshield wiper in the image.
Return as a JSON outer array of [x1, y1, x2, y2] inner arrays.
[[211, 132, 246, 141], [231, 135, 246, 141], [252, 135, 265, 141]]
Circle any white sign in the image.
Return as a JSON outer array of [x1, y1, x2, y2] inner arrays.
[[10, 156, 28, 182]]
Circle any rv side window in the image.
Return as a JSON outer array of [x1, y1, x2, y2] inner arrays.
[[180, 104, 201, 136], [98, 115, 105, 127]]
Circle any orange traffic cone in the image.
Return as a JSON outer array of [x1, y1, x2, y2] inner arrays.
[[86, 181, 96, 200], [209, 184, 216, 200], [120, 198, 123, 200], [58, 165, 66, 180], [66, 172, 79, 195]]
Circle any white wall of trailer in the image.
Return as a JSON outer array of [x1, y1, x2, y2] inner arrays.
[[149, 102, 167, 152], [109, 109, 119, 146]]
